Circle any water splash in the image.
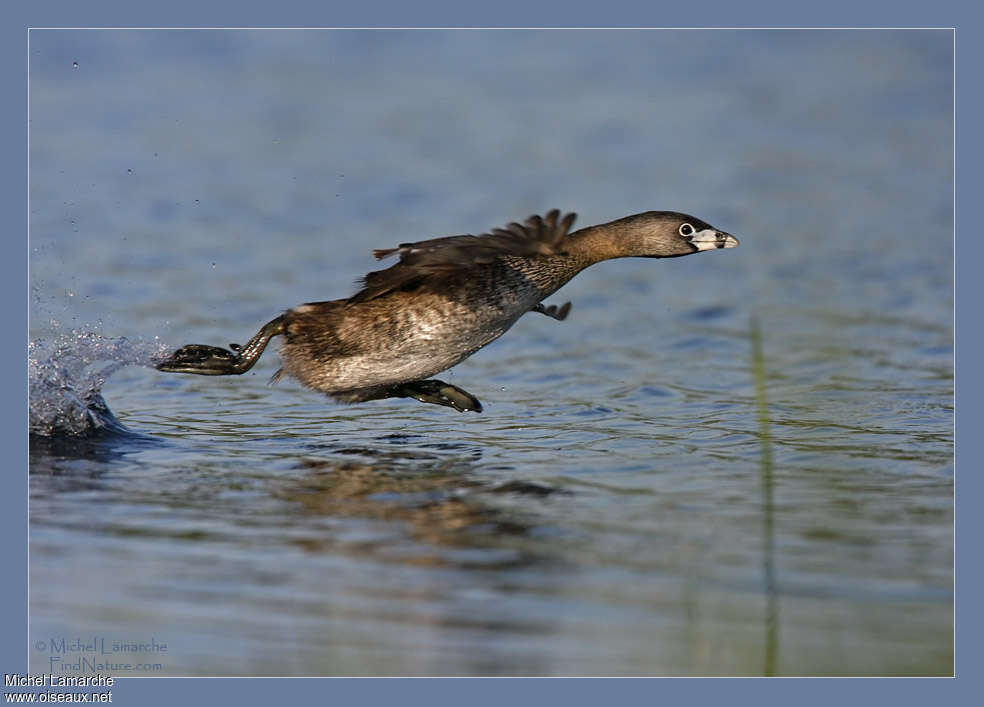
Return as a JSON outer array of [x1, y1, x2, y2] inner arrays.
[[29, 330, 168, 438]]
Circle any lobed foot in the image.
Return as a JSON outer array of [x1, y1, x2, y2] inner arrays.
[[156, 315, 285, 377], [155, 344, 246, 375], [393, 379, 483, 413], [533, 301, 571, 321]]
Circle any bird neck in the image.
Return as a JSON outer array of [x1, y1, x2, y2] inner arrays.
[[565, 217, 650, 264]]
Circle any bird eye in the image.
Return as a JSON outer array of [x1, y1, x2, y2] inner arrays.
[[679, 223, 695, 237]]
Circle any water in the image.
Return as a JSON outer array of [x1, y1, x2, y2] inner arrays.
[[29, 332, 168, 437], [28, 30, 952, 676]]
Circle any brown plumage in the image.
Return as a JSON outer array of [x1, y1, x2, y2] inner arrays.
[[353, 210, 577, 303], [157, 208, 738, 412]]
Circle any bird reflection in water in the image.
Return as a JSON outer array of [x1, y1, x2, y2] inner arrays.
[[275, 443, 563, 569]]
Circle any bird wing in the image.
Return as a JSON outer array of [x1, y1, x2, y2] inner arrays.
[[348, 209, 577, 303]]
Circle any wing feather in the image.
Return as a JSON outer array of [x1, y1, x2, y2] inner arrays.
[[349, 209, 577, 303]]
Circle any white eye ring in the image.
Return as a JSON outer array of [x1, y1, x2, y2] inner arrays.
[[679, 223, 695, 237]]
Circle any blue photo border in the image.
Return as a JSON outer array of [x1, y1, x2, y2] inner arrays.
[[6, 1, 974, 704]]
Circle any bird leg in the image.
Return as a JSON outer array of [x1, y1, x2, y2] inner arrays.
[[155, 315, 285, 375]]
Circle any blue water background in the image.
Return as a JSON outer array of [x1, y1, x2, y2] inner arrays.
[[28, 29, 952, 676]]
